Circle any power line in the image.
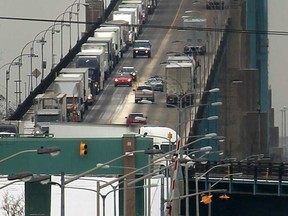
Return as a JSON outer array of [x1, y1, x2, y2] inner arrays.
[[1, 16, 288, 36]]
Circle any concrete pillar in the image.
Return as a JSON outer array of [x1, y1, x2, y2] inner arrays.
[[122, 134, 137, 216]]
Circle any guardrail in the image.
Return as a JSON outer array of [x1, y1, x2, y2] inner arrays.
[[192, 161, 288, 182]]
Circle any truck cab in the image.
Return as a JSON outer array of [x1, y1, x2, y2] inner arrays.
[[33, 93, 67, 134], [133, 40, 152, 58], [75, 51, 103, 94], [0, 123, 19, 137]]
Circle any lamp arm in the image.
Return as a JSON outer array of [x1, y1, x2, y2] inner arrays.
[[0, 149, 37, 163]]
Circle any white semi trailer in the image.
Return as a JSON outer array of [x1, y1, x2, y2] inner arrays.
[[165, 62, 194, 107]]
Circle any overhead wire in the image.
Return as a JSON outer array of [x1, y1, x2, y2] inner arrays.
[[0, 15, 288, 36]]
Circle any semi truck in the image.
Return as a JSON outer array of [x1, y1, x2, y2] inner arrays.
[[101, 20, 130, 54], [165, 62, 194, 107], [122, 0, 148, 24], [33, 93, 67, 134], [138, 126, 193, 174], [0, 121, 24, 136], [81, 44, 110, 81], [75, 49, 105, 94], [94, 27, 121, 63], [51, 76, 85, 122], [59, 68, 95, 108], [118, 4, 142, 35], [183, 17, 207, 55], [86, 36, 115, 72], [112, 10, 137, 45]]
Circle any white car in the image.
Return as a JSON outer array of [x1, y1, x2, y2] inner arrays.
[[144, 77, 164, 92]]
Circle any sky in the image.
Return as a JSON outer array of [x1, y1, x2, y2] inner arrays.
[[0, 0, 85, 113], [267, 1, 288, 131]]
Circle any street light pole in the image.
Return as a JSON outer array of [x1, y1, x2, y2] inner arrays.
[[6, 53, 32, 117], [30, 47, 33, 91], [31, 29, 49, 85], [51, 26, 60, 68], [63, 149, 158, 216], [195, 163, 230, 216], [0, 147, 60, 163], [184, 161, 194, 216], [61, 172, 65, 216], [183, 147, 212, 216], [79, 177, 123, 216], [282, 106, 287, 147], [0, 63, 14, 118], [19, 40, 40, 96], [207, 172, 242, 216], [53, 11, 71, 60], [167, 133, 217, 216]]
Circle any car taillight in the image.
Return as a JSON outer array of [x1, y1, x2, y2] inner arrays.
[[135, 50, 139, 53], [145, 50, 148, 53], [128, 78, 132, 82], [115, 78, 119, 82]]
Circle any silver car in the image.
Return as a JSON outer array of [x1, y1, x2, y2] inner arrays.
[[145, 77, 164, 92]]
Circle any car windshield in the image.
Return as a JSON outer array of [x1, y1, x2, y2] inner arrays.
[[134, 41, 150, 47], [148, 78, 162, 83], [116, 73, 131, 78], [0, 124, 18, 133], [129, 113, 144, 118], [121, 67, 134, 73], [137, 86, 153, 91]]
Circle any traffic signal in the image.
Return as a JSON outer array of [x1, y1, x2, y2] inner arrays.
[[80, 141, 87, 157], [200, 195, 213, 204], [219, 194, 230, 200]]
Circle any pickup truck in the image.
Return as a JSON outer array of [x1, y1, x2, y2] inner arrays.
[[134, 85, 155, 103], [133, 40, 152, 58]]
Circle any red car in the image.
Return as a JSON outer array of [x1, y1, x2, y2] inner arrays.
[[126, 113, 147, 125], [114, 73, 133, 87]]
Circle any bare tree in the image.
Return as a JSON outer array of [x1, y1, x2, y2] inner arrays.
[[1, 191, 24, 216]]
